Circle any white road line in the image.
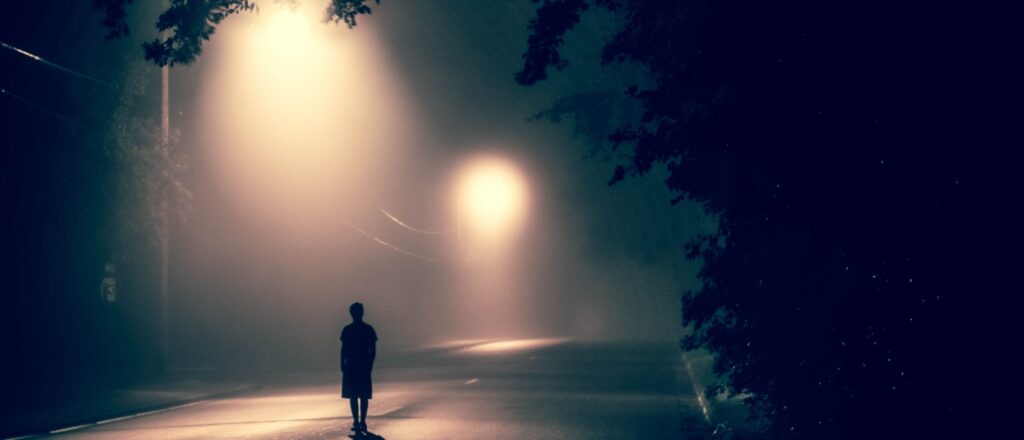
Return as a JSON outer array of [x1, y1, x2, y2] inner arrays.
[[681, 352, 712, 422], [49, 424, 91, 434], [373, 406, 404, 416], [38, 393, 215, 436], [95, 414, 136, 425], [464, 378, 479, 385]]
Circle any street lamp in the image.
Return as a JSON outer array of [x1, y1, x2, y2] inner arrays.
[[199, 1, 418, 239], [450, 153, 532, 337], [453, 154, 530, 252]]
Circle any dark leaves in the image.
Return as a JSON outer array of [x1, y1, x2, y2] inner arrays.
[[326, 0, 380, 29], [143, 0, 257, 67], [607, 164, 625, 185], [102, 1, 380, 66], [92, 0, 133, 39], [515, 0, 589, 86]]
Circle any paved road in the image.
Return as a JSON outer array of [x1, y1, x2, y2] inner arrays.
[[45, 340, 721, 439]]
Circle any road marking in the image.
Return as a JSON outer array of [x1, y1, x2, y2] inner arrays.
[[682, 352, 711, 422], [374, 406, 404, 416], [49, 424, 90, 434], [464, 378, 479, 385], [95, 414, 137, 425], [34, 391, 229, 436], [461, 338, 570, 354]]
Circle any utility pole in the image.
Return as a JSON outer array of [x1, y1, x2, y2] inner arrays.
[[159, 51, 170, 372]]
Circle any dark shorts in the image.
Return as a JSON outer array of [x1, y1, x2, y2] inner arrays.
[[342, 368, 372, 399]]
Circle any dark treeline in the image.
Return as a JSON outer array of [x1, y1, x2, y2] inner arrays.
[[518, 0, 1018, 438]]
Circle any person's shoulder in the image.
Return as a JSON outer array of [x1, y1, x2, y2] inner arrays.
[[363, 322, 378, 338]]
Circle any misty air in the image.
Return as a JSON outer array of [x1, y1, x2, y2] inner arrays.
[[1, 1, 1015, 439]]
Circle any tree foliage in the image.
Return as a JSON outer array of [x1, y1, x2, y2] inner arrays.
[[326, 0, 380, 29], [519, 0, 1013, 438], [94, 0, 380, 66], [92, 0, 133, 39], [105, 61, 193, 248], [143, 0, 258, 66]]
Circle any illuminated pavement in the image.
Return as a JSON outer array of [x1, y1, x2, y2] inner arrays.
[[45, 341, 718, 439]]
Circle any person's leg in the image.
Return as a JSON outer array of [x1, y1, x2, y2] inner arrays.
[[349, 398, 359, 425], [359, 397, 369, 425]]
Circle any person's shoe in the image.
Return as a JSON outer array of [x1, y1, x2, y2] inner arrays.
[[357, 421, 367, 431]]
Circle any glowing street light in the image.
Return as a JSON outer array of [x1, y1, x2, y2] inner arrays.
[[449, 153, 532, 336], [198, 1, 419, 239], [453, 154, 530, 249]]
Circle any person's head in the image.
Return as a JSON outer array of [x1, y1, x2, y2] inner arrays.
[[349, 302, 365, 321]]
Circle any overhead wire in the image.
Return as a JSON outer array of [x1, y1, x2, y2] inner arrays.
[[1, 40, 109, 86], [381, 209, 451, 235], [1, 39, 186, 114], [342, 221, 441, 263], [1, 87, 82, 128], [0, 86, 113, 169]]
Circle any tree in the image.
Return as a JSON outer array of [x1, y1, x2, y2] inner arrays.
[[93, 0, 380, 66], [518, 0, 1014, 438], [105, 60, 191, 252]]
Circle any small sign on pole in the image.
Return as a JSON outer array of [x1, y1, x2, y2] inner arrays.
[[102, 277, 117, 302], [101, 263, 117, 303]]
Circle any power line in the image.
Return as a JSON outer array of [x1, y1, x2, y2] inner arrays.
[[343, 221, 440, 263], [1, 40, 109, 86], [1, 86, 81, 128], [1, 86, 111, 166], [381, 209, 451, 235], [1, 40, 184, 113]]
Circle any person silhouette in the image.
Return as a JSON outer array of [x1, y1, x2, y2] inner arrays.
[[341, 302, 377, 434]]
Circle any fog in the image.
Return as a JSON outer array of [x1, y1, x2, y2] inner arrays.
[[145, 1, 711, 368]]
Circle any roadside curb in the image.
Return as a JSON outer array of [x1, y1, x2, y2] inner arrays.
[[3, 383, 261, 439], [675, 350, 719, 439]]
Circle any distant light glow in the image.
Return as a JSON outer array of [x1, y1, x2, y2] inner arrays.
[[454, 155, 529, 245], [199, 1, 418, 240], [423, 339, 492, 350], [460, 338, 570, 354]]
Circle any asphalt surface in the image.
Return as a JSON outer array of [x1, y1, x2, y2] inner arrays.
[[42, 340, 722, 439]]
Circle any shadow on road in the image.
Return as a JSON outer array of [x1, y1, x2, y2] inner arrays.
[[349, 431, 385, 440]]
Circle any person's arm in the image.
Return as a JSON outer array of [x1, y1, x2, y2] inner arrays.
[[368, 340, 376, 369], [340, 331, 347, 372], [368, 327, 377, 369]]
